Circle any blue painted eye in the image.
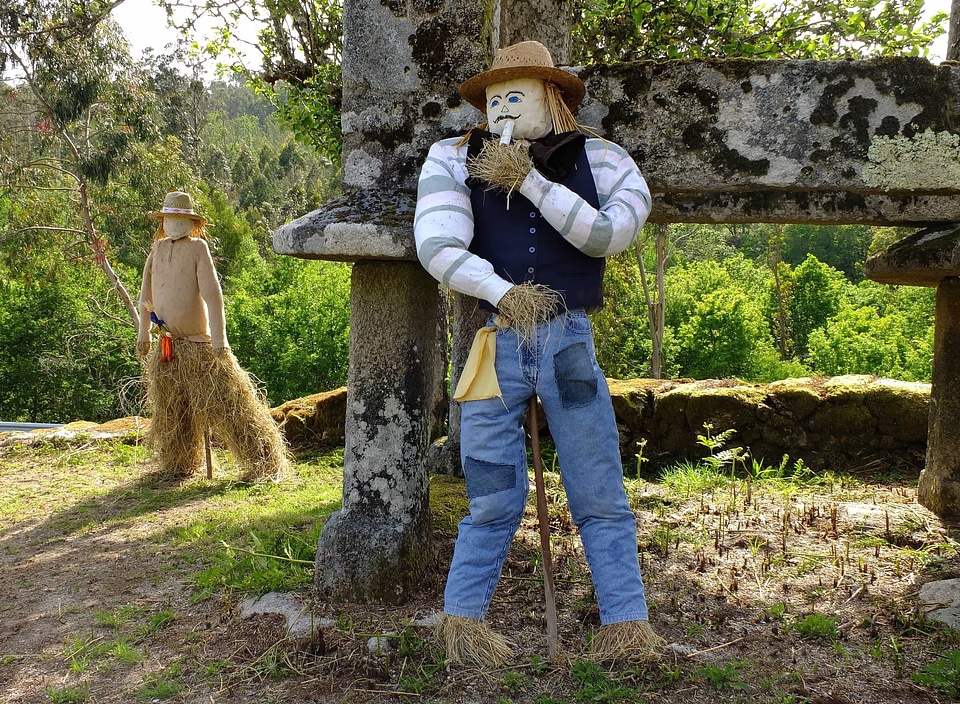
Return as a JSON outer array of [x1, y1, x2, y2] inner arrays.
[[490, 99, 500, 107], [508, 95, 521, 103]]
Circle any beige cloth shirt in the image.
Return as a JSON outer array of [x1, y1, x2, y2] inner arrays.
[[137, 236, 228, 349]]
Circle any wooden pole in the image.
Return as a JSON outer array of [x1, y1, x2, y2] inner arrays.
[[528, 397, 558, 662], [205, 428, 213, 480]]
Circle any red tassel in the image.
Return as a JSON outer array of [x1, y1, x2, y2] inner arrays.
[[160, 335, 174, 363]]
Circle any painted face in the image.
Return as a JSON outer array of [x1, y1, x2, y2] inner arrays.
[[163, 214, 194, 240], [485, 77, 551, 141]]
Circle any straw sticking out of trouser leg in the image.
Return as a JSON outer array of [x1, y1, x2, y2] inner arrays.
[[144, 341, 292, 482], [587, 620, 664, 664], [496, 283, 561, 344], [436, 614, 514, 669]]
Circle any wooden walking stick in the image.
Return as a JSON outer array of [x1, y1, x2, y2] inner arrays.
[[529, 396, 559, 662]]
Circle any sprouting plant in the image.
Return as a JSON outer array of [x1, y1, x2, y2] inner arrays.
[[913, 649, 960, 696], [45, 684, 90, 704], [792, 613, 839, 641], [696, 424, 747, 475], [693, 661, 749, 690]]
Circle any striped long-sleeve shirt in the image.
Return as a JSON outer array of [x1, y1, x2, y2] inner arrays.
[[414, 135, 652, 307]]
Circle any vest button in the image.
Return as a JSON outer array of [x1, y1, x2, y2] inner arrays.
[[529, 227, 536, 234], [527, 267, 535, 274], [529, 212, 536, 218], [529, 247, 536, 253]]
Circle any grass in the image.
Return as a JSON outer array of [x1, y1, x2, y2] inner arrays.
[[3, 429, 959, 703]]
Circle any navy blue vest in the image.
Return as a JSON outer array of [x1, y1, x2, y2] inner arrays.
[[469, 142, 604, 313]]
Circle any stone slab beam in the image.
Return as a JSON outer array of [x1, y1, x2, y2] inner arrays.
[[276, 57, 960, 261]]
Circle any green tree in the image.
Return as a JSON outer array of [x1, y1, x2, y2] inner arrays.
[[224, 257, 351, 404], [0, 266, 140, 422], [781, 223, 874, 281], [786, 255, 846, 359], [573, 0, 947, 63]]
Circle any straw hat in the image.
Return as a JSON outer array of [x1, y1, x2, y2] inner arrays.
[[147, 191, 209, 224], [460, 41, 585, 112]]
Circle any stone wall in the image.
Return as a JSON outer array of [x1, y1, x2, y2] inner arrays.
[[271, 374, 930, 473], [608, 375, 929, 474]]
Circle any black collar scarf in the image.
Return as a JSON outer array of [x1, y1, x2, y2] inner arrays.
[[465, 129, 587, 188]]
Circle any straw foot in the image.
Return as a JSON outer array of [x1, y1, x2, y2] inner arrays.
[[436, 614, 514, 669], [587, 620, 664, 665]]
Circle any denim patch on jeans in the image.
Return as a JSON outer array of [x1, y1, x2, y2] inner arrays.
[[554, 342, 598, 409], [463, 456, 517, 499]]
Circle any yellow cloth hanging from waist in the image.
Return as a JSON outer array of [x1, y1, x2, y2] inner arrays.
[[453, 325, 501, 402]]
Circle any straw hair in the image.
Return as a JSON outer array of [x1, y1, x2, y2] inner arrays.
[[436, 614, 514, 668], [144, 340, 292, 482], [587, 620, 664, 664], [466, 140, 532, 197], [460, 41, 585, 112], [545, 81, 579, 134]]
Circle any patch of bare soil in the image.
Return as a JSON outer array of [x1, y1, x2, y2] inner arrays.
[[2, 438, 959, 703]]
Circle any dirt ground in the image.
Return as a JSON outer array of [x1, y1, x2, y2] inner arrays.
[[2, 431, 960, 703]]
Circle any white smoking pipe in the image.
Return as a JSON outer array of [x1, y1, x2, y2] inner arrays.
[[499, 119, 515, 145]]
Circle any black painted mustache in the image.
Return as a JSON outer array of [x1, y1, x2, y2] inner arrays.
[[494, 114, 519, 123]]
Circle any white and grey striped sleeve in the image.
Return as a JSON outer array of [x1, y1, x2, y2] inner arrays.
[[414, 140, 513, 306], [518, 138, 651, 257]]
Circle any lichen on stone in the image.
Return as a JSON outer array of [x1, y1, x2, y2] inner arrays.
[[864, 129, 960, 191]]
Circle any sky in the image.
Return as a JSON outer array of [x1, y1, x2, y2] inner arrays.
[[113, 0, 953, 66]]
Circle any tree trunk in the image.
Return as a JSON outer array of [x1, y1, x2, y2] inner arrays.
[[78, 182, 140, 329], [637, 224, 667, 379], [949, 0, 959, 61]]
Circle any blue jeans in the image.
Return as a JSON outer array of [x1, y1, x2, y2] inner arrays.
[[444, 310, 650, 625]]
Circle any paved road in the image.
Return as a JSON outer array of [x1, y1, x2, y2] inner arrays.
[[0, 422, 64, 432]]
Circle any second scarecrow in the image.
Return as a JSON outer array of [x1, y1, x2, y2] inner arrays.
[[137, 191, 291, 482]]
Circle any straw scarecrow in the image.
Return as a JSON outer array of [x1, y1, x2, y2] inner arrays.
[[414, 41, 662, 667], [137, 191, 291, 482]]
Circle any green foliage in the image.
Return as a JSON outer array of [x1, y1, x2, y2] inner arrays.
[[573, 0, 946, 63], [787, 255, 845, 358], [913, 649, 960, 697], [792, 613, 839, 641], [0, 269, 140, 423], [693, 661, 749, 690], [781, 224, 873, 281], [570, 660, 641, 702], [225, 257, 350, 404], [45, 684, 90, 704], [136, 663, 183, 700]]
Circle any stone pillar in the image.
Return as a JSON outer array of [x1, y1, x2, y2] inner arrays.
[[315, 261, 443, 602], [494, 0, 573, 60], [865, 226, 960, 518], [918, 277, 960, 518], [312, 0, 487, 602]]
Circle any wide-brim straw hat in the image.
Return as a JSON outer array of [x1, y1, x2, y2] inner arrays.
[[147, 191, 209, 224], [460, 41, 585, 112]]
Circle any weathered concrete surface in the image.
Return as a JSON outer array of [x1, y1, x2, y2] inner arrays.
[[338, 0, 486, 192], [917, 278, 960, 519], [864, 224, 960, 287], [314, 262, 444, 603], [277, 58, 960, 261]]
